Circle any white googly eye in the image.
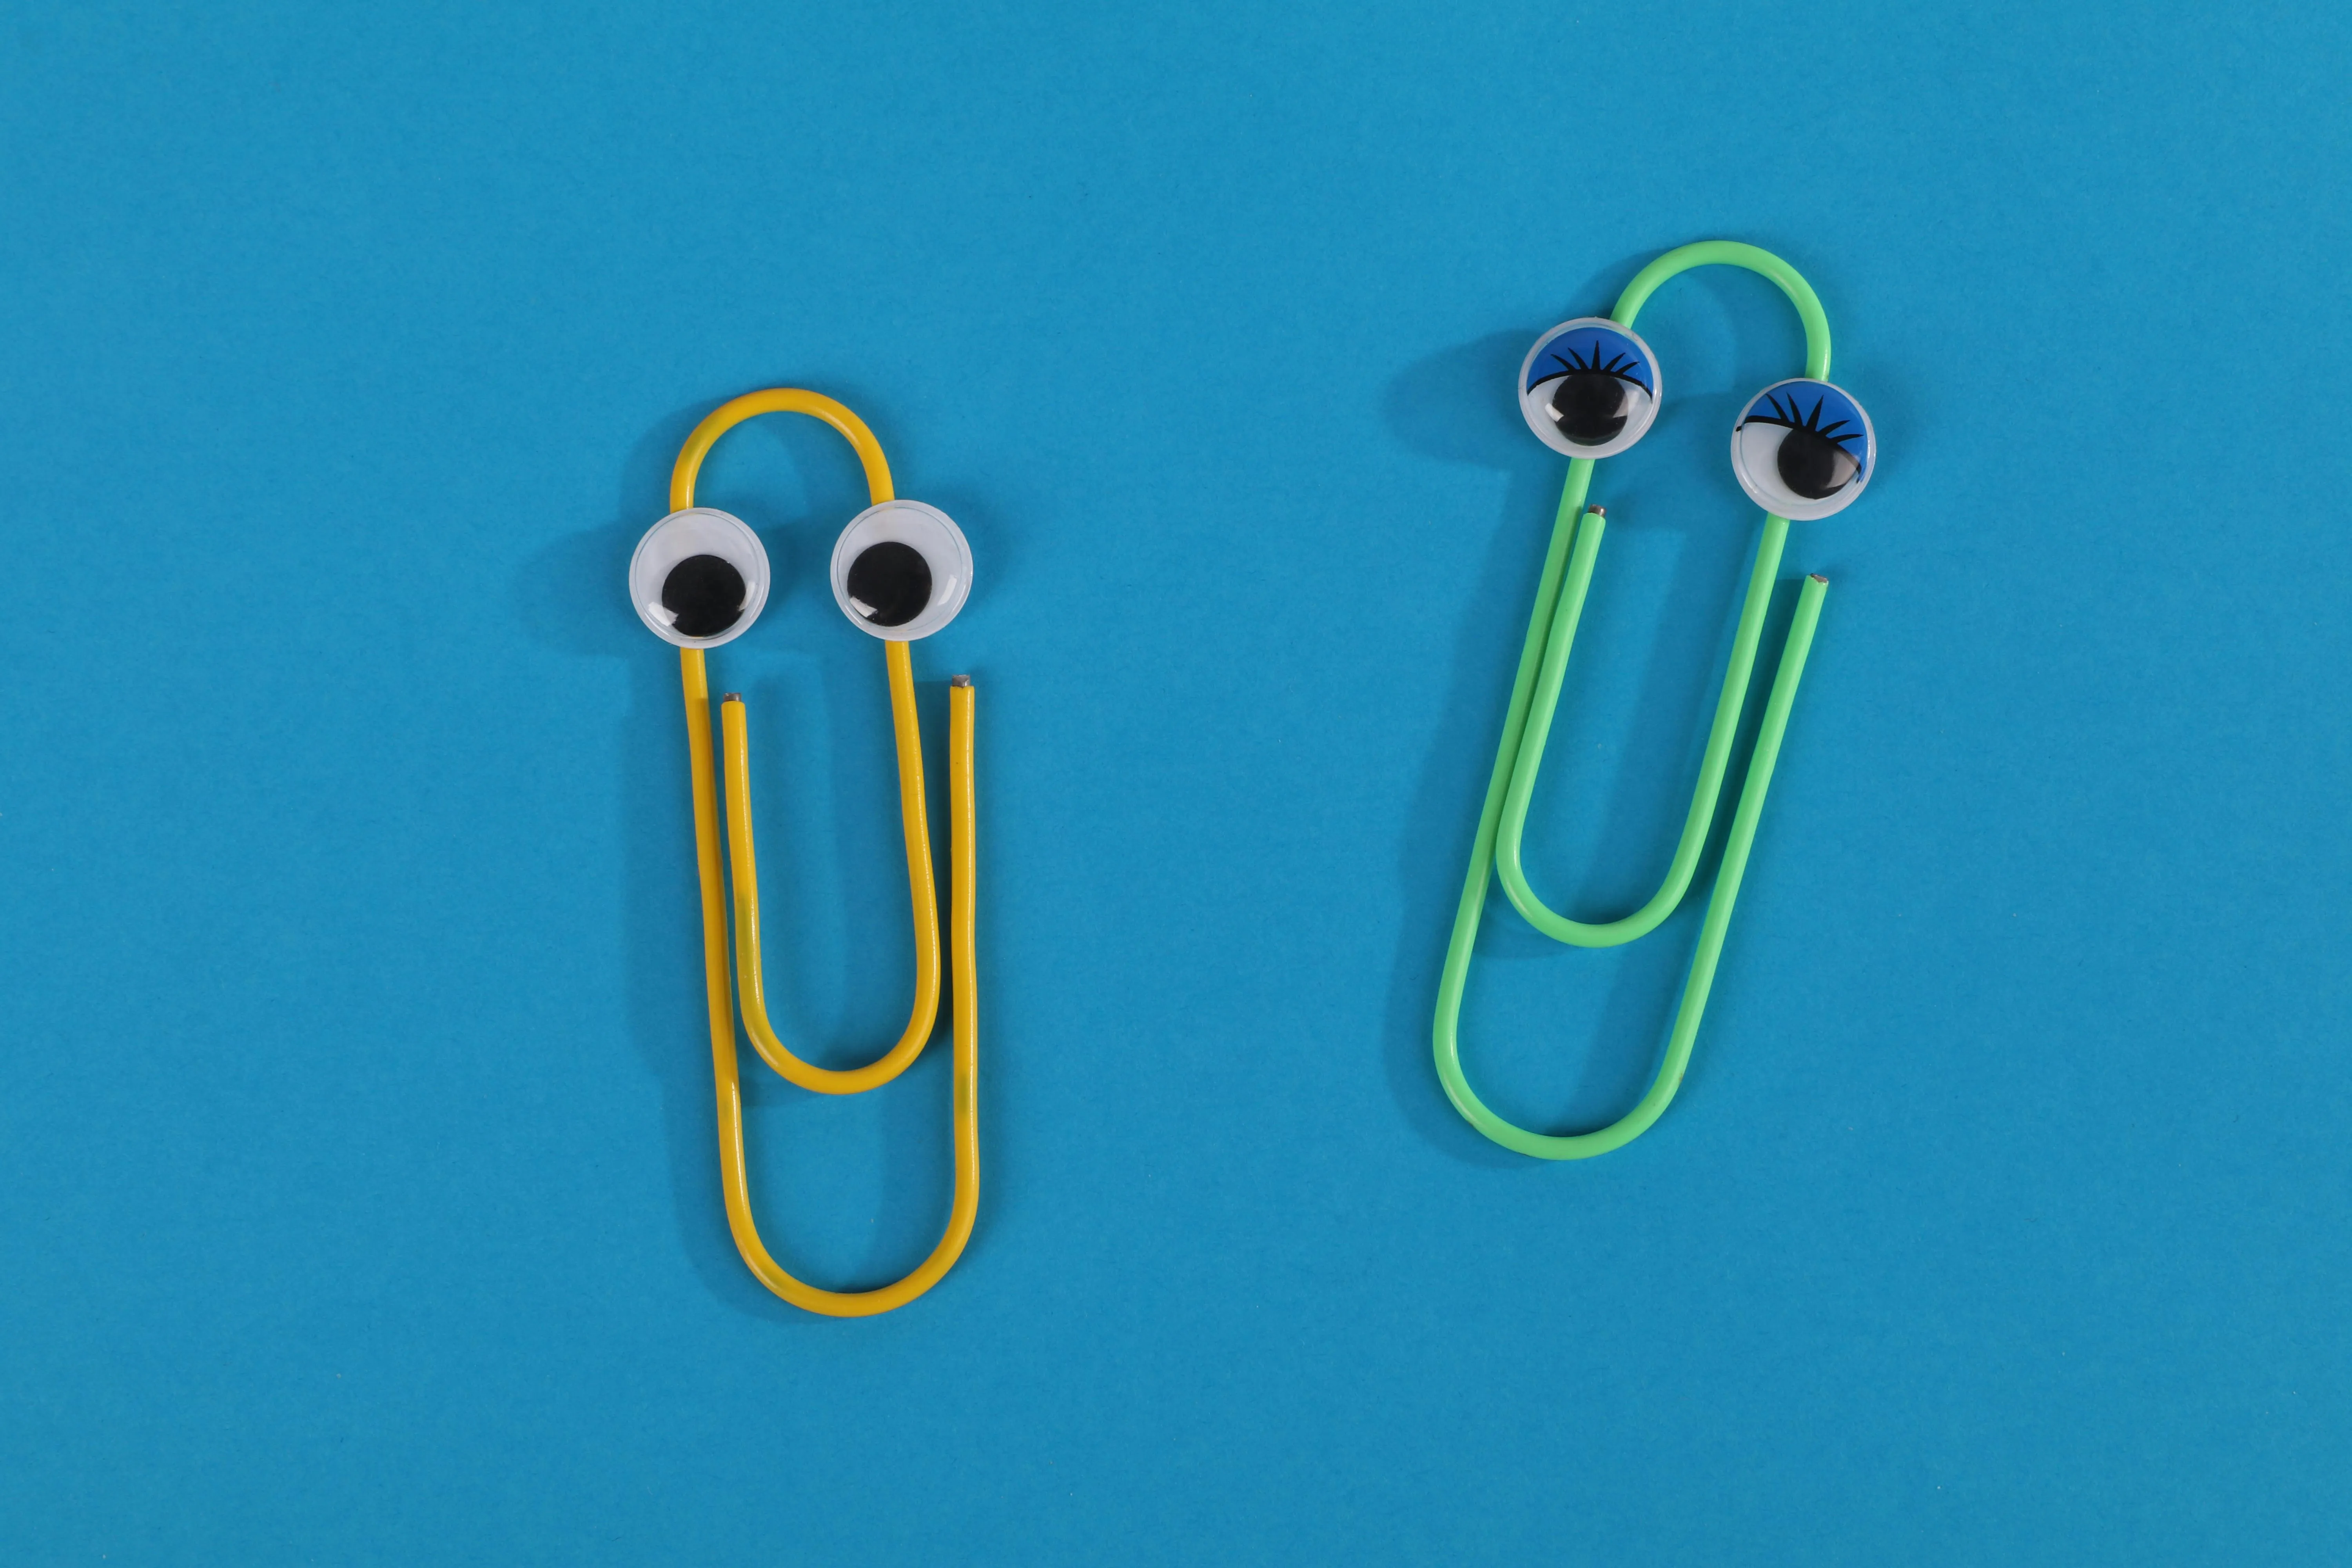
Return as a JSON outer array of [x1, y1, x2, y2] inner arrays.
[[1518, 318, 1662, 459], [1730, 378, 1877, 520], [830, 500, 973, 640], [628, 508, 771, 647]]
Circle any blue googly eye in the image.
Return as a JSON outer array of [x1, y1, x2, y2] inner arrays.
[[1518, 319, 1662, 459], [1730, 379, 1876, 520]]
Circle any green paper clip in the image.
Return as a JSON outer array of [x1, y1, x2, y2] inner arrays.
[[1433, 240, 1875, 1159]]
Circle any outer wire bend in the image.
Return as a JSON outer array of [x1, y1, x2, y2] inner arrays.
[[1432, 580, 1824, 1158], [686, 658, 980, 1314]]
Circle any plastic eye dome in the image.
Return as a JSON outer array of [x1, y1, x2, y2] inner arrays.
[[1730, 378, 1876, 520], [1518, 318, 1662, 459], [830, 500, 973, 640], [628, 508, 771, 647]]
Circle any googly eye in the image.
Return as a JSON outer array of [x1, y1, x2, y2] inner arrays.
[[628, 507, 771, 647], [829, 500, 973, 640], [1730, 379, 1876, 520], [1518, 318, 1662, 459]]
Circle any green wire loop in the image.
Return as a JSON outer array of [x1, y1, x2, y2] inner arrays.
[[1430, 240, 1835, 1160], [1492, 506, 1790, 946], [1613, 239, 1832, 380]]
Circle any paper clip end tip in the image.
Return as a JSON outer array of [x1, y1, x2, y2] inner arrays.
[[1586, 505, 1606, 517], [1808, 573, 1829, 585], [950, 674, 973, 688], [720, 691, 743, 703]]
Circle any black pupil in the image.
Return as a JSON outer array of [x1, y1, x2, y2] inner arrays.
[[846, 541, 933, 628], [1777, 426, 1858, 500], [1547, 372, 1633, 446], [662, 554, 747, 638]]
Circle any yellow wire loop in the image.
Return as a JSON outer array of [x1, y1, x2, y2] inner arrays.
[[670, 388, 978, 1316], [722, 641, 941, 1093], [670, 387, 895, 512]]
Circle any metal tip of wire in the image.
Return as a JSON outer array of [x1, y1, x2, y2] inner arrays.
[[1808, 573, 1829, 585], [1587, 505, 1606, 517], [950, 674, 973, 688], [720, 691, 743, 702]]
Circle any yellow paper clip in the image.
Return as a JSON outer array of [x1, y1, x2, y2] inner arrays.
[[628, 388, 980, 1315]]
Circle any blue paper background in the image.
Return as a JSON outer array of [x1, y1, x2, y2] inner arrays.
[[3, 3, 2346, 1562]]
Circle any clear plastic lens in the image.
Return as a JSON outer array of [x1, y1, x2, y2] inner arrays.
[[829, 500, 973, 640], [628, 508, 771, 647], [1518, 318, 1662, 459], [1730, 379, 1876, 520]]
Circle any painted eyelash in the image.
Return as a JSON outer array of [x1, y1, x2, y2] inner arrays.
[[1743, 391, 1862, 448], [1532, 341, 1651, 391]]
